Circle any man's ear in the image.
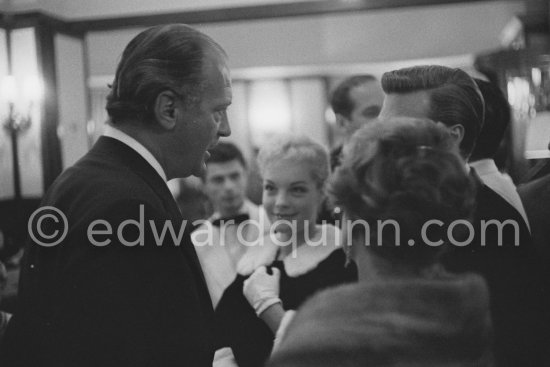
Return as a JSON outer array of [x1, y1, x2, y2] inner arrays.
[[154, 90, 178, 130], [448, 124, 465, 146]]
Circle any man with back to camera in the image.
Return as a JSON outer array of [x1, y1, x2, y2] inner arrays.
[[0, 24, 232, 367], [379, 65, 547, 367], [329, 74, 384, 169]]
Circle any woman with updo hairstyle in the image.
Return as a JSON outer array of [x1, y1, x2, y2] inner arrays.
[[335, 117, 475, 269], [213, 133, 357, 367], [268, 118, 494, 367]]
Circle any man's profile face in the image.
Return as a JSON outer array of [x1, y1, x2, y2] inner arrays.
[[175, 50, 233, 178], [204, 159, 247, 217], [378, 90, 432, 121], [345, 81, 385, 135]]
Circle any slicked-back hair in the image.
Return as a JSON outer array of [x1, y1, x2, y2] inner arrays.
[[381, 65, 484, 158], [106, 24, 226, 124], [469, 78, 511, 161], [330, 74, 377, 119]]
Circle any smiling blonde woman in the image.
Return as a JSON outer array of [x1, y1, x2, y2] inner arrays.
[[213, 133, 357, 367]]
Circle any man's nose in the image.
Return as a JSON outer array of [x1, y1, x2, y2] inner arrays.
[[218, 113, 231, 137], [275, 191, 290, 208], [223, 178, 236, 191]]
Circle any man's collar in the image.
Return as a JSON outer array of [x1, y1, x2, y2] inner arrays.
[[103, 124, 167, 182], [469, 159, 497, 177]]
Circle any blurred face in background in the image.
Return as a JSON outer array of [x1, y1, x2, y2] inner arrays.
[[204, 159, 247, 218], [340, 81, 385, 138], [262, 158, 323, 241]]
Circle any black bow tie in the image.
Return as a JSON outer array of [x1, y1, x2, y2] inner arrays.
[[211, 213, 250, 227]]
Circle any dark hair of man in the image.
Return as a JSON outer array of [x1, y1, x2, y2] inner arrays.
[[330, 75, 377, 119], [206, 141, 246, 169], [469, 78, 511, 161], [381, 65, 484, 158], [106, 24, 226, 124]]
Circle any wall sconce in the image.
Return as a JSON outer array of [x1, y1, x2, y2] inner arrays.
[[1, 74, 43, 133], [0, 13, 90, 204], [0, 13, 88, 259], [1, 74, 43, 200]]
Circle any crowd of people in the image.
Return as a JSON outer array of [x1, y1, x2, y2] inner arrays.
[[0, 23, 548, 367]]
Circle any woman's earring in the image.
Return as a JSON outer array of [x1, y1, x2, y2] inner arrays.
[[344, 242, 352, 267], [340, 213, 352, 267]]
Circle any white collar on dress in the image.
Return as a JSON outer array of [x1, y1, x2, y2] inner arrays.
[[236, 224, 342, 277]]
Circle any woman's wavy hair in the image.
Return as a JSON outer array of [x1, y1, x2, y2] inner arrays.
[[329, 117, 476, 268], [257, 133, 330, 190], [106, 24, 225, 124]]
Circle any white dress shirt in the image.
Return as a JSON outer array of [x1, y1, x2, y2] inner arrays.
[[470, 159, 531, 232]]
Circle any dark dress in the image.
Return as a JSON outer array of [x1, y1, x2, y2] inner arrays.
[[215, 247, 357, 367]]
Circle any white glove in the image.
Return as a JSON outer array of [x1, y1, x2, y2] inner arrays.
[[243, 266, 282, 316]]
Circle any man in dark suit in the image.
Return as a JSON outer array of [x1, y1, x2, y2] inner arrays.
[[0, 24, 232, 367], [379, 65, 547, 367], [518, 172, 550, 348]]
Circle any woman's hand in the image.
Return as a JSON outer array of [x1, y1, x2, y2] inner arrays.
[[243, 266, 282, 316]]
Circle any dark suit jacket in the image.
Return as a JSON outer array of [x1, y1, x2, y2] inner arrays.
[[521, 158, 550, 183], [518, 173, 550, 260], [442, 171, 548, 367], [0, 137, 215, 367]]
